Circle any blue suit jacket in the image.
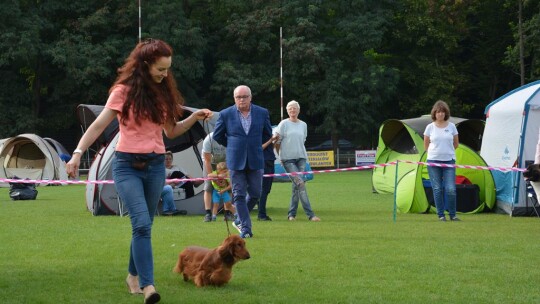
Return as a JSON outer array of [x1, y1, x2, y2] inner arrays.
[[213, 104, 273, 171]]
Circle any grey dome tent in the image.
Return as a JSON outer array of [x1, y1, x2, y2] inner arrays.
[[76, 104, 121, 169], [79, 105, 217, 215], [43, 137, 70, 161]]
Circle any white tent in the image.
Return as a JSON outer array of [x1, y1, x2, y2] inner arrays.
[[0, 134, 68, 186], [480, 80, 540, 215], [43, 137, 70, 160], [83, 106, 217, 215], [86, 132, 208, 215], [0, 138, 8, 155]]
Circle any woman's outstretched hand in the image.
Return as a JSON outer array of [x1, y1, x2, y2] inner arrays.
[[194, 109, 213, 121]]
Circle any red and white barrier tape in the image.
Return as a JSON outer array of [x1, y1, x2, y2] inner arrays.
[[399, 160, 526, 173], [0, 160, 526, 185]]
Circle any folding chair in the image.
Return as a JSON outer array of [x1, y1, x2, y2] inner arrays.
[[526, 181, 540, 218]]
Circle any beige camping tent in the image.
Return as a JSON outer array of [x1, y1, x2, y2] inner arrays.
[[0, 134, 68, 186]]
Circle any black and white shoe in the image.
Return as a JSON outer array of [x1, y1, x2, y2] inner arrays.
[[232, 220, 242, 233]]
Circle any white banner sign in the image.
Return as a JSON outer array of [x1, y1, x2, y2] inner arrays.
[[355, 150, 376, 165]]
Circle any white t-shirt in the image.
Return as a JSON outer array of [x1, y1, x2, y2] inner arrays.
[[275, 119, 308, 160], [202, 132, 226, 165], [165, 165, 181, 178], [424, 122, 458, 161]]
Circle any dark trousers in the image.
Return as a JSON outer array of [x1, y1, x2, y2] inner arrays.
[[248, 160, 274, 218], [231, 168, 263, 233]]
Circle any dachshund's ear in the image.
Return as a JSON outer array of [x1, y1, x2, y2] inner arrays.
[[218, 237, 235, 263]]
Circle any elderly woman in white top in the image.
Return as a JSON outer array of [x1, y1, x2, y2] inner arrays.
[[274, 100, 320, 222]]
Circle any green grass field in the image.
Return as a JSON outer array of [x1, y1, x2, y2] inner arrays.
[[1, 170, 539, 303]]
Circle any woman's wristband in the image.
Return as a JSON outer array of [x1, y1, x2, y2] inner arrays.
[[73, 148, 83, 155]]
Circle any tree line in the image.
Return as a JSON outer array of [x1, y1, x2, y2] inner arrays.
[[0, 0, 538, 150]]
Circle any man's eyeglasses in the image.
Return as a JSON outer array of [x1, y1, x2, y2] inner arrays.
[[235, 95, 250, 100]]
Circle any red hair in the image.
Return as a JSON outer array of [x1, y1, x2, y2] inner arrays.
[[110, 38, 184, 126]]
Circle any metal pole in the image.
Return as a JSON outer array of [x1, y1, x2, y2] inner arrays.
[[393, 160, 399, 222], [336, 147, 340, 169], [280, 27, 283, 121], [138, 0, 142, 42]]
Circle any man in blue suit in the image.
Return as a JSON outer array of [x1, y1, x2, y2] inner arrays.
[[213, 85, 273, 238]]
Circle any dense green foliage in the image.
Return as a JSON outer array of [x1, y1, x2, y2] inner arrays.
[[0, 0, 539, 149]]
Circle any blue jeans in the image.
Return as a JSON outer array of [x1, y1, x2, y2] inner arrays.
[[283, 158, 315, 219], [161, 185, 176, 213], [247, 160, 274, 218], [230, 168, 263, 234], [427, 159, 456, 218], [113, 152, 165, 289]]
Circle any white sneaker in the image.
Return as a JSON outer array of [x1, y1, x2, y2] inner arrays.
[[232, 220, 242, 233]]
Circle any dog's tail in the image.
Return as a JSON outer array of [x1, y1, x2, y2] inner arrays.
[[172, 253, 183, 274]]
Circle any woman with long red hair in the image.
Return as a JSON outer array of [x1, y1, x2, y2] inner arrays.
[[66, 39, 212, 304]]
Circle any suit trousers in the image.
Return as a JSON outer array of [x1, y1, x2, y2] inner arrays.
[[230, 168, 263, 233]]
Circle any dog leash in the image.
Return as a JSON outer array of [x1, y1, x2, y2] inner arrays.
[[224, 214, 231, 236]]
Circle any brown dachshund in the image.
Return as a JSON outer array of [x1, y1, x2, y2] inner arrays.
[[173, 235, 250, 287]]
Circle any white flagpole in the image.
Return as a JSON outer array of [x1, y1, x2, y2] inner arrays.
[[280, 27, 283, 121], [138, 0, 142, 42]]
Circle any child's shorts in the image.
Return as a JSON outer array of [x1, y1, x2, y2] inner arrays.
[[212, 190, 231, 204]]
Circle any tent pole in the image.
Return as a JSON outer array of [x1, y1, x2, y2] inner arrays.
[[393, 160, 399, 222]]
